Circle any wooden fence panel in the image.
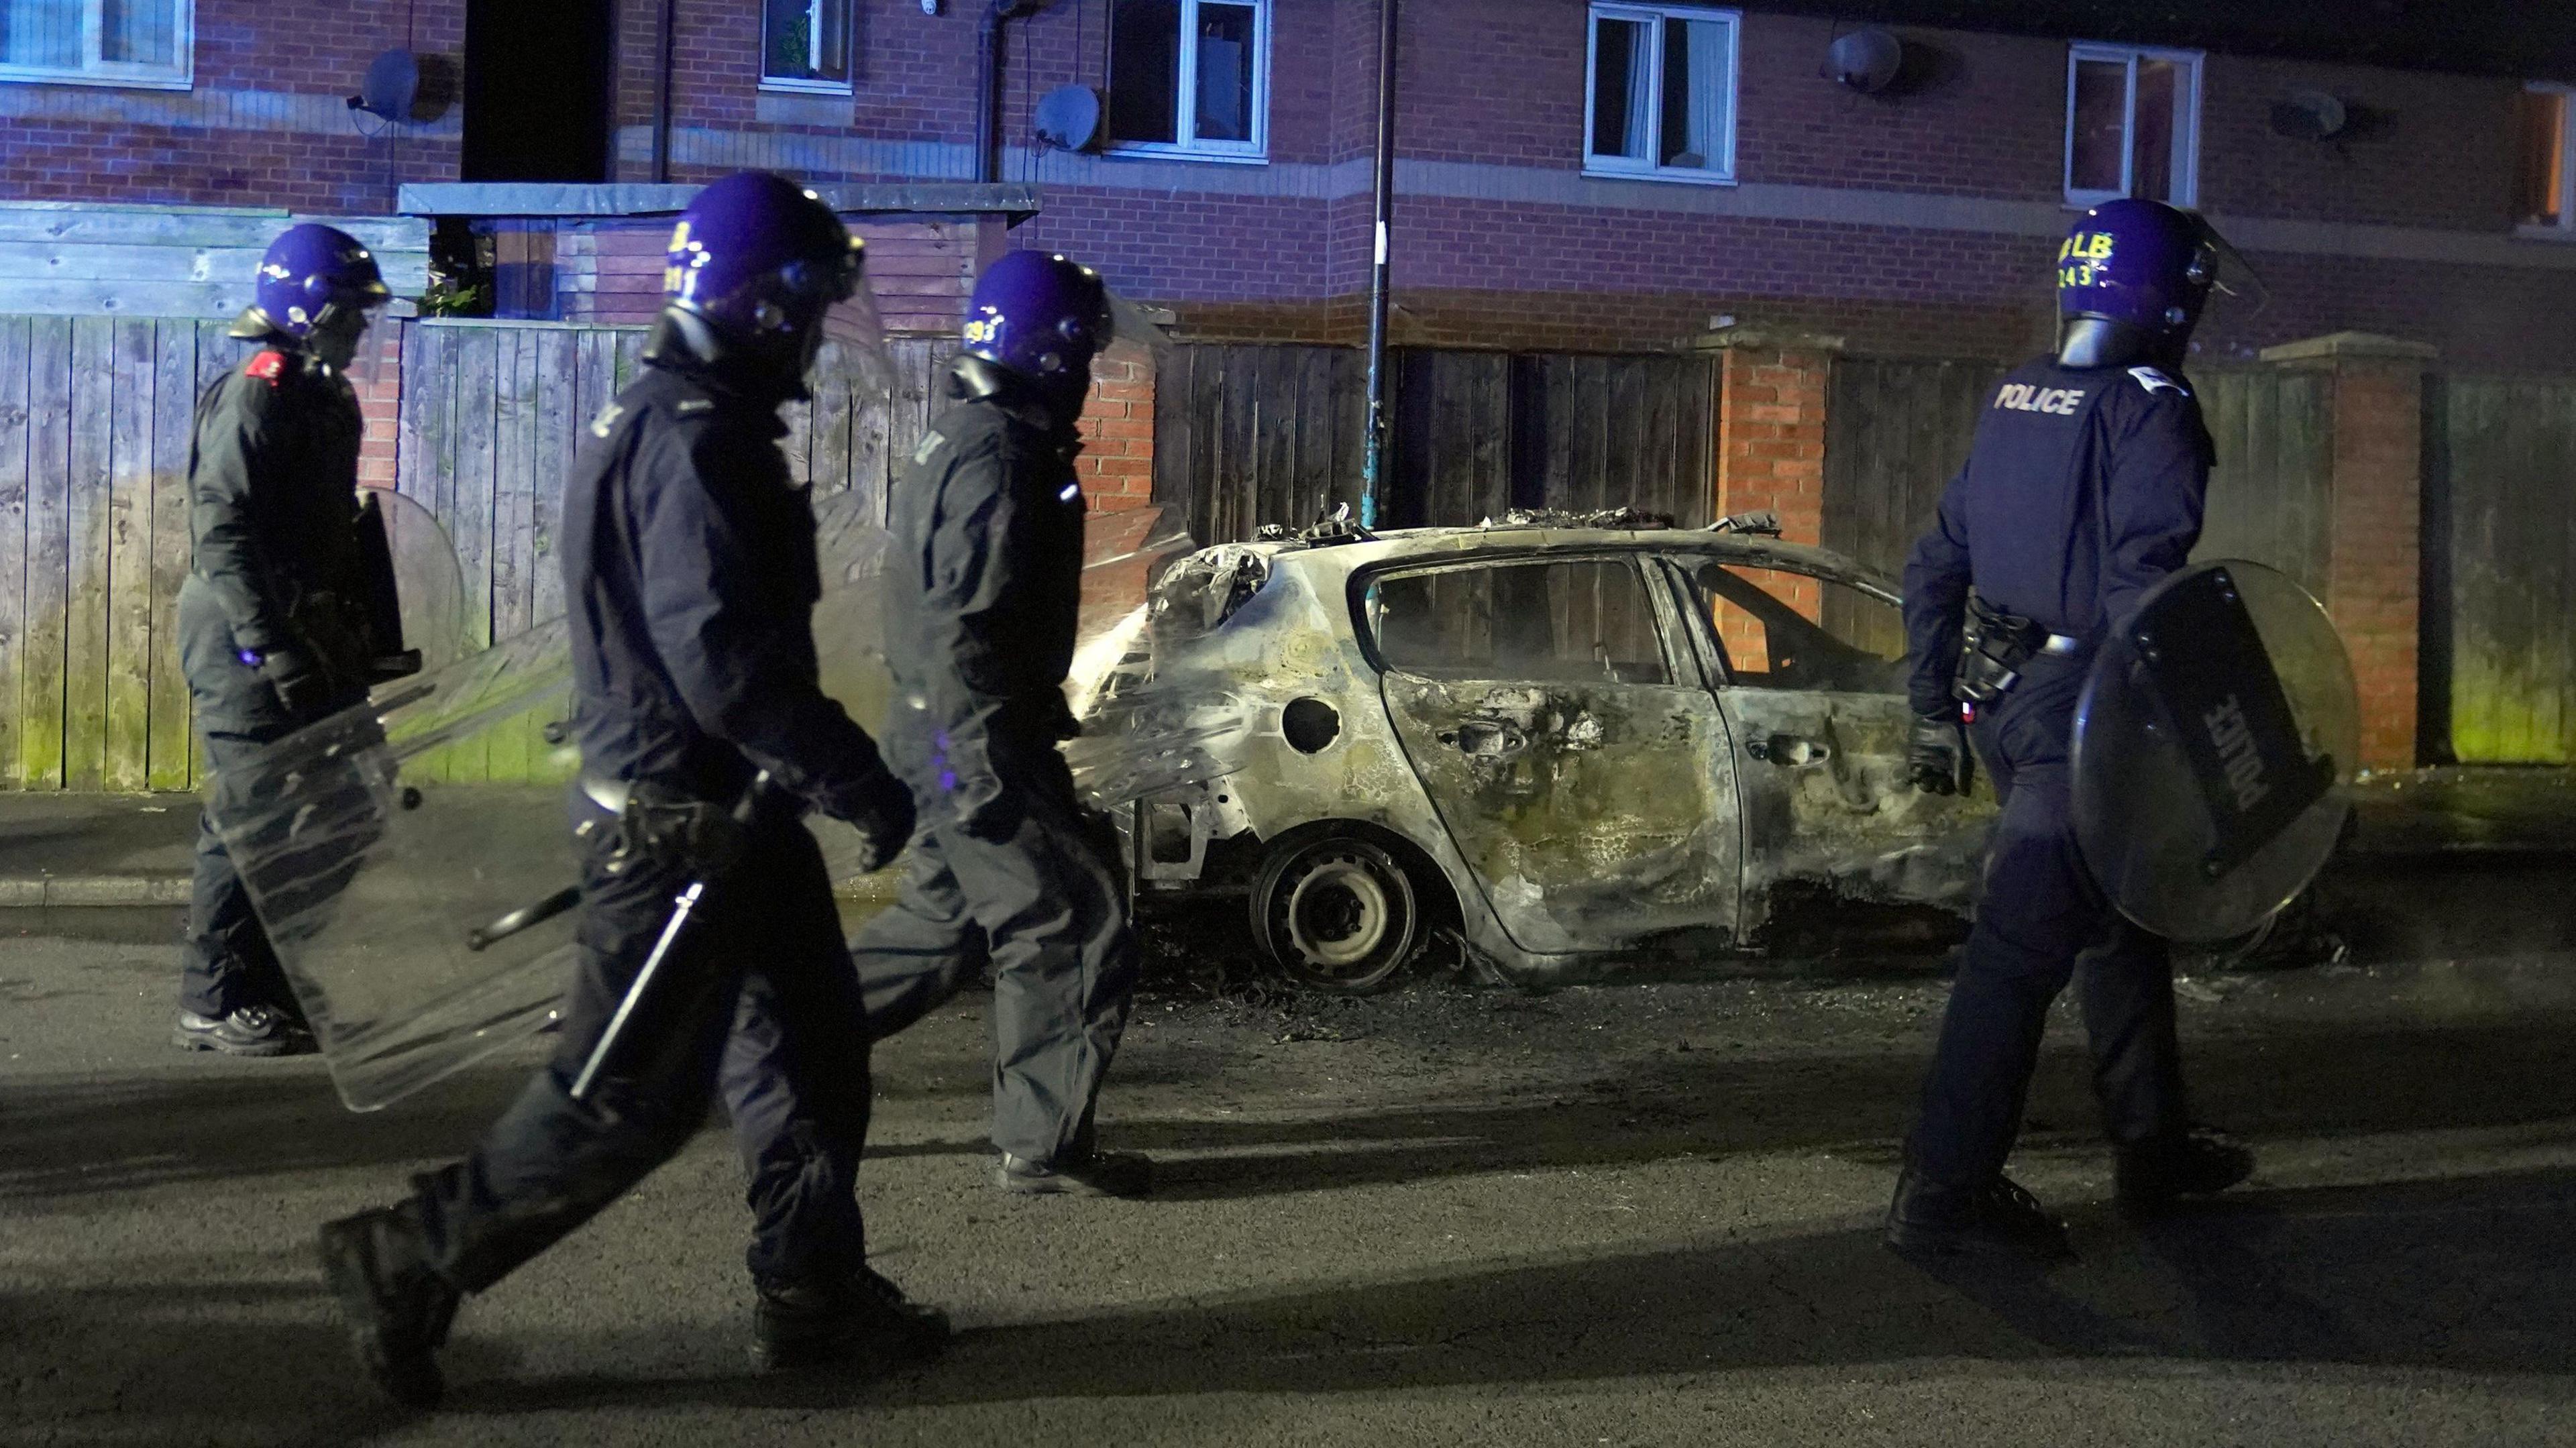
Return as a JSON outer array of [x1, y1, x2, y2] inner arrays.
[[21, 317, 70, 788], [1154, 345, 1711, 545], [2435, 375, 2576, 763], [1819, 355, 2003, 654], [104, 319, 154, 789], [146, 321, 197, 790], [0, 319, 26, 786], [2192, 367, 2333, 593]]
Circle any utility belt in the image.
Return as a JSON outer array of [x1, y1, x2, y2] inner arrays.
[[1952, 596, 2083, 706], [578, 775, 752, 879]]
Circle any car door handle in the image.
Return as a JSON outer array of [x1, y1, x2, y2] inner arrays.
[[1439, 720, 1527, 759], [1747, 734, 1831, 767]]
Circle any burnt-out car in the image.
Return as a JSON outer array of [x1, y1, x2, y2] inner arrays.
[[1069, 518, 1996, 992]]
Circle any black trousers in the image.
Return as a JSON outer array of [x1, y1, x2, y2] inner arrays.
[[408, 796, 874, 1293], [176, 581, 327, 1019], [1905, 655, 2189, 1187], [849, 748, 1137, 1166]]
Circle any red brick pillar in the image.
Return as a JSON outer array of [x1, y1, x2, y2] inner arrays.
[[1707, 338, 1837, 655], [347, 312, 407, 490], [1075, 351, 1160, 619], [2259, 331, 2435, 772], [1078, 351, 1156, 515]]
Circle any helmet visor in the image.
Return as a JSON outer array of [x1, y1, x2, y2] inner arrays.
[[2186, 211, 2269, 318]]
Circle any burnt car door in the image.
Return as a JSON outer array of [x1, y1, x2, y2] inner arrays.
[[1670, 556, 1991, 940], [1368, 553, 1743, 955]]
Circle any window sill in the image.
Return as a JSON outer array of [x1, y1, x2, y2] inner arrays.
[[2514, 222, 2576, 241], [2064, 192, 2200, 210], [1580, 164, 1737, 188], [0, 68, 193, 91], [758, 78, 854, 97], [1103, 142, 1269, 167]]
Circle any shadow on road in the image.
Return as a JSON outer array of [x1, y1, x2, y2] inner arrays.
[[442, 1166, 2576, 1422], [10, 1001, 2573, 1215], [870, 1011, 2576, 1204]]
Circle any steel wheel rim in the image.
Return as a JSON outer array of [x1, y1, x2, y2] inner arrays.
[[1279, 850, 1395, 974]]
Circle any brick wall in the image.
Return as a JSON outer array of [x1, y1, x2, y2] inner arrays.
[[0, 0, 464, 212]]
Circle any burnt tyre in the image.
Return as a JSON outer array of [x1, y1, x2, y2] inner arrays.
[[1249, 830, 1426, 995]]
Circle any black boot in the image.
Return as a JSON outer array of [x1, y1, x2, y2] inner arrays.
[[750, 1266, 951, 1374], [317, 1207, 460, 1409], [2116, 1125, 2254, 1214], [1884, 1170, 2074, 1261]]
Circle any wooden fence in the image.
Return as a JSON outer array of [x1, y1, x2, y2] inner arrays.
[[1151, 344, 1716, 544], [2430, 374, 2576, 764], [0, 315, 261, 791]]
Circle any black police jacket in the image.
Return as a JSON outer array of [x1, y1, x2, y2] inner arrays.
[[184, 345, 372, 682], [882, 364, 1085, 814], [560, 355, 890, 816], [1901, 356, 2215, 718]]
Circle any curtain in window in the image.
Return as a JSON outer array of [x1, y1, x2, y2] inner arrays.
[[1591, 15, 1653, 162], [1662, 17, 1727, 170], [0, 0, 84, 68], [102, 0, 174, 66]]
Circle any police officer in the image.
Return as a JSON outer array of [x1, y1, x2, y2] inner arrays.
[[847, 251, 1150, 1198], [1890, 199, 2255, 1258], [172, 225, 391, 1057], [316, 173, 938, 1407]]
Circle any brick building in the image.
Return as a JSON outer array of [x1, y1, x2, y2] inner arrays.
[[6, 1, 2573, 367]]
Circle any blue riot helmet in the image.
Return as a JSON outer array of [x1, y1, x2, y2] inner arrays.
[[233, 223, 392, 370], [658, 170, 877, 394], [960, 250, 1115, 423], [2055, 200, 2255, 370]]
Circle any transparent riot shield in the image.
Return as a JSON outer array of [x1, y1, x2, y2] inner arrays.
[[2072, 559, 2359, 943], [361, 488, 472, 681], [211, 487, 1226, 1109], [213, 485, 902, 1111]]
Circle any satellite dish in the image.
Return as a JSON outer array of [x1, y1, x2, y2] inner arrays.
[[1034, 85, 1103, 152], [350, 48, 419, 121], [2270, 91, 2349, 140], [1825, 29, 1904, 95]]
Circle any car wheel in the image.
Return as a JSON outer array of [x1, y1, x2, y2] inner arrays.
[[1249, 830, 1424, 995]]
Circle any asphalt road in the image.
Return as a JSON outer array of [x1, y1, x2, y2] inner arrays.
[[3, 910, 2573, 1447]]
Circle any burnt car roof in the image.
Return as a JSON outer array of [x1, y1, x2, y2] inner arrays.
[[1206, 524, 1901, 604]]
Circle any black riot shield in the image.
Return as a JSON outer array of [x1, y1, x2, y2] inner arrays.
[[2071, 559, 2359, 943]]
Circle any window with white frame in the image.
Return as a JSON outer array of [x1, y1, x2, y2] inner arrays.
[[1585, 4, 1739, 184], [2064, 42, 2202, 207], [0, 0, 191, 89], [763, 0, 851, 93], [1106, 0, 1269, 161], [2515, 83, 2574, 236]]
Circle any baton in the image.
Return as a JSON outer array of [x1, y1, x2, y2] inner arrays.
[[568, 771, 771, 1103], [465, 885, 582, 952]]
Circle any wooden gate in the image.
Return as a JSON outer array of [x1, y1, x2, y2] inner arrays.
[[1151, 345, 1716, 545], [2430, 375, 2576, 763]]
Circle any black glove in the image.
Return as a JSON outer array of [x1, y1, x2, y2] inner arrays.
[[1909, 712, 1972, 796], [256, 645, 334, 720], [828, 769, 918, 873]]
